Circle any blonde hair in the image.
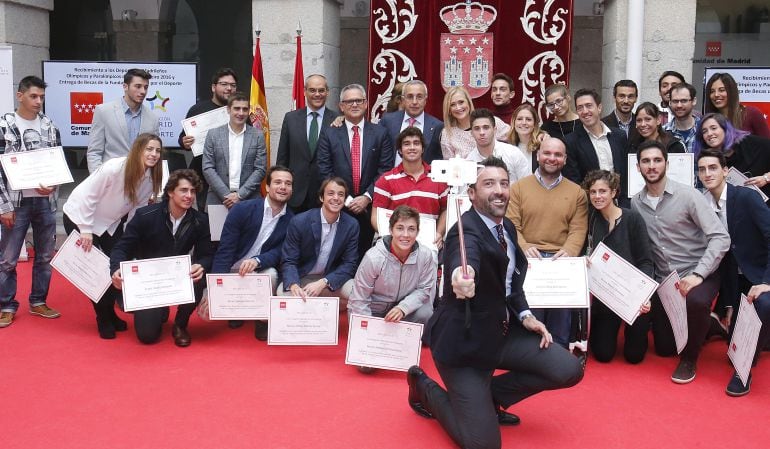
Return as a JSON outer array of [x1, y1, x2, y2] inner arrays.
[[509, 104, 545, 153], [124, 133, 163, 205], [442, 86, 475, 137]]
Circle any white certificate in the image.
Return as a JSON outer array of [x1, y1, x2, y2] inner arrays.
[[50, 230, 111, 303], [728, 294, 763, 386], [120, 255, 195, 312], [205, 273, 272, 320], [523, 257, 590, 308], [376, 208, 437, 250], [345, 314, 423, 372], [207, 204, 228, 241], [0, 146, 74, 190], [627, 153, 694, 197], [656, 271, 688, 354], [587, 242, 658, 325], [267, 296, 340, 345], [445, 193, 471, 237], [726, 167, 769, 202], [181, 106, 230, 157]]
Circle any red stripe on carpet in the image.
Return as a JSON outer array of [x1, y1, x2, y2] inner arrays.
[[2, 263, 769, 449]]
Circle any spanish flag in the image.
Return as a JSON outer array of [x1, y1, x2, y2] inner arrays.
[[250, 32, 270, 161], [291, 32, 305, 111]]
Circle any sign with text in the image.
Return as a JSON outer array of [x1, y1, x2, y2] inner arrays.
[[41, 61, 197, 147], [703, 66, 770, 130]]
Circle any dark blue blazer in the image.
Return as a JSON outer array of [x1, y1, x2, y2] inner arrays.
[[316, 121, 394, 197], [426, 208, 529, 369], [378, 110, 444, 164], [564, 124, 630, 206], [726, 183, 770, 285], [280, 208, 359, 291], [211, 198, 295, 274]]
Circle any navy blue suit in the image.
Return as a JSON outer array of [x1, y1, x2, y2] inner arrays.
[[211, 198, 294, 274], [563, 125, 629, 206], [378, 111, 444, 164], [280, 208, 359, 292], [418, 208, 583, 449]]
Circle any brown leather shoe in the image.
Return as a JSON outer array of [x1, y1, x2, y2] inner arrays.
[[172, 324, 191, 347]]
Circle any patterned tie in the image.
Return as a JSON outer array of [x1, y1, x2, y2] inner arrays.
[[308, 111, 320, 155], [351, 125, 361, 194], [407, 117, 417, 127], [495, 224, 507, 252]]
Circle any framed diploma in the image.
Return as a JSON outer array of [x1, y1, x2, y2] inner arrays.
[[345, 314, 423, 372], [376, 208, 437, 250], [205, 273, 272, 320], [267, 296, 340, 346], [656, 271, 688, 354], [0, 146, 74, 190], [627, 153, 694, 197], [50, 230, 111, 303], [587, 242, 658, 325], [728, 294, 763, 386], [181, 106, 230, 157], [726, 167, 769, 202], [120, 255, 195, 312], [522, 257, 589, 308]]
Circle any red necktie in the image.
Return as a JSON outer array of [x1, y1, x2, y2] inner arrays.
[[408, 117, 417, 127], [351, 125, 361, 194]]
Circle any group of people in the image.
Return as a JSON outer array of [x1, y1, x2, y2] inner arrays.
[[1, 65, 769, 449]]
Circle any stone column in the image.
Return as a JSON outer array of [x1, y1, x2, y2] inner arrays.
[[603, 0, 697, 105], [0, 0, 54, 81], [252, 0, 344, 164]]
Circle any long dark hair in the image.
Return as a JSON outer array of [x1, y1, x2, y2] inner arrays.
[[704, 73, 744, 129]]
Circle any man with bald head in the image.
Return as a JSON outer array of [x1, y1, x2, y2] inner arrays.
[[277, 74, 340, 213], [506, 137, 588, 348]]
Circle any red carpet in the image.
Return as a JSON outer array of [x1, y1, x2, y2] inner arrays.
[[3, 263, 769, 449]]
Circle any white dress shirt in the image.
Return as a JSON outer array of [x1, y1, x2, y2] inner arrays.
[[585, 122, 614, 172], [310, 210, 341, 275], [228, 124, 245, 191], [246, 197, 288, 264]]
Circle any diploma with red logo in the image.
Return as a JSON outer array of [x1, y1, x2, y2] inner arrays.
[[205, 273, 272, 320], [587, 242, 658, 325], [522, 257, 590, 308], [728, 294, 762, 387], [50, 230, 111, 303], [267, 296, 339, 345], [345, 314, 423, 372], [120, 255, 195, 312], [181, 106, 230, 157], [0, 146, 73, 190], [656, 270, 688, 354]]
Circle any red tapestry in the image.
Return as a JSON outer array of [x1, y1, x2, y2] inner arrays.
[[367, 0, 574, 122]]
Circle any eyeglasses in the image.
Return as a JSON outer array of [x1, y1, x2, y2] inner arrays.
[[217, 82, 237, 89], [545, 97, 566, 111], [341, 98, 366, 106], [404, 94, 426, 101], [669, 98, 692, 105], [306, 88, 328, 94]]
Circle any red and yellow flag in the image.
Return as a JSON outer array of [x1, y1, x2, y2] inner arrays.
[[250, 34, 270, 161]]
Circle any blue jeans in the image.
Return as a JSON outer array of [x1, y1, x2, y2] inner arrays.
[[0, 197, 57, 313]]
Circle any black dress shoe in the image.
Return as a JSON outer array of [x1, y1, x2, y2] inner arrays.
[[254, 320, 268, 341], [228, 320, 244, 329], [172, 324, 191, 347], [160, 307, 170, 324], [112, 315, 128, 332], [406, 366, 434, 419], [96, 319, 116, 339], [496, 408, 521, 426]]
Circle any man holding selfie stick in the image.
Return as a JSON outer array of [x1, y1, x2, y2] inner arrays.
[[407, 156, 583, 449]]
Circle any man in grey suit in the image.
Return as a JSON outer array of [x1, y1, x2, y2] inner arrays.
[[378, 80, 443, 164], [317, 83, 395, 261], [202, 92, 267, 208], [276, 74, 339, 213], [86, 68, 160, 173]]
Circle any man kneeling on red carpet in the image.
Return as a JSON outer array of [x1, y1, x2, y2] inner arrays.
[[348, 205, 436, 373], [110, 169, 213, 347]]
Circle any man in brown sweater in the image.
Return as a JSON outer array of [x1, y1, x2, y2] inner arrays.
[[506, 137, 588, 347]]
